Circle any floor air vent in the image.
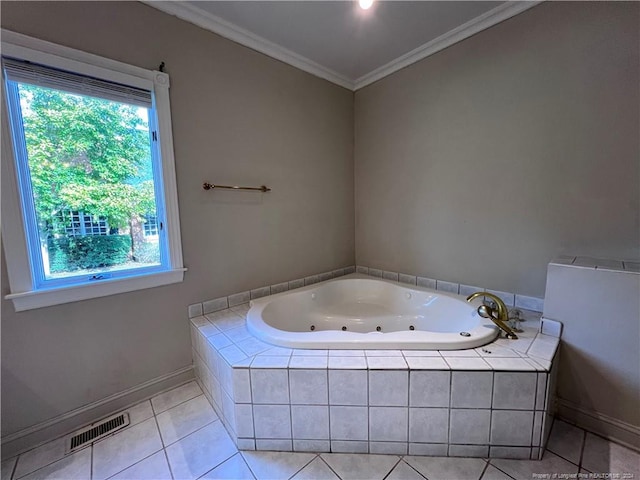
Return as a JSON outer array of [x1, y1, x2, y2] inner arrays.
[[67, 412, 130, 453]]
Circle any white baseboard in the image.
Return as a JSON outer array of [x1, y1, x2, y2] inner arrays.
[[1, 365, 194, 459], [556, 398, 640, 452]]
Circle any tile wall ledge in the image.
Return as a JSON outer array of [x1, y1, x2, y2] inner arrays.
[[188, 265, 356, 318], [188, 263, 545, 319], [356, 265, 544, 313], [550, 255, 640, 274]]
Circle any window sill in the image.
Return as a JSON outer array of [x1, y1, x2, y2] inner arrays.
[[5, 268, 186, 312]]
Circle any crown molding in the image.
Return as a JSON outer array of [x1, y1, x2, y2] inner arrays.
[[142, 1, 354, 90], [354, 1, 543, 90], [143, 1, 542, 92]]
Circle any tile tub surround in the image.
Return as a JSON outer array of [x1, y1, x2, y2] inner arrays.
[[191, 302, 561, 459], [188, 266, 356, 318], [355, 266, 545, 312], [188, 264, 543, 320]]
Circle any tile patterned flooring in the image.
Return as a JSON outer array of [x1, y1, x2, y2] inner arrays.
[[2, 381, 638, 480]]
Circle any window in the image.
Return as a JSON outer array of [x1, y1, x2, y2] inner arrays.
[[57, 211, 109, 237], [1, 30, 184, 311], [142, 214, 159, 237]]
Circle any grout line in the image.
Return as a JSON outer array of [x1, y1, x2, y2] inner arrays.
[[318, 454, 342, 479], [528, 375, 538, 449], [248, 368, 256, 443], [193, 450, 237, 480], [533, 372, 540, 412], [445, 396, 451, 449], [239, 451, 259, 480], [488, 462, 519, 480], [577, 429, 587, 469], [546, 415, 556, 453], [488, 371, 495, 452], [447, 370, 456, 452], [150, 381, 203, 416], [287, 367, 293, 445], [401, 459, 429, 480], [10, 456, 18, 480], [406, 371, 411, 446], [195, 452, 239, 480], [161, 414, 218, 449], [286, 454, 318, 479], [544, 421, 586, 469], [103, 447, 164, 480], [166, 417, 223, 452], [324, 370, 331, 447], [541, 371, 548, 411], [366, 369, 370, 452], [162, 445, 175, 480], [478, 460, 490, 480], [153, 391, 208, 421], [544, 447, 581, 470], [381, 456, 404, 480]]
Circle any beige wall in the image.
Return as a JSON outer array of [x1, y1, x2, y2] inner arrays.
[[354, 2, 639, 298], [2, 0, 639, 446], [1, 1, 354, 437]]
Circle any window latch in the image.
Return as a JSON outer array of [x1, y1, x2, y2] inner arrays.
[[89, 273, 111, 281]]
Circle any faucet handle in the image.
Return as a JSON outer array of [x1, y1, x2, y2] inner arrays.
[[477, 304, 498, 320], [484, 299, 498, 310], [508, 308, 522, 319], [478, 305, 517, 339], [507, 308, 524, 333]]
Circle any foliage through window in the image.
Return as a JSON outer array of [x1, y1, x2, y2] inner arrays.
[[3, 57, 167, 287], [2, 33, 184, 311]]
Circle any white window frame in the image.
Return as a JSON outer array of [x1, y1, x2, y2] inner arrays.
[[1, 30, 185, 311]]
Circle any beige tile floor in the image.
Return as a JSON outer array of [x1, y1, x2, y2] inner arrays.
[[2, 381, 638, 480]]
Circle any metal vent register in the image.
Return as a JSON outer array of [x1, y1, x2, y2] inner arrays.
[[67, 412, 130, 453]]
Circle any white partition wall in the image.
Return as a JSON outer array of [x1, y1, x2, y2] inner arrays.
[[543, 257, 640, 450]]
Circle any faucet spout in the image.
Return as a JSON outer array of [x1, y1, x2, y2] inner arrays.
[[466, 292, 518, 339]]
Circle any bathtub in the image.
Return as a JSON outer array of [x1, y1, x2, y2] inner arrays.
[[247, 274, 498, 350]]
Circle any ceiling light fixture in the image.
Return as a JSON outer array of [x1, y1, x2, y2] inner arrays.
[[359, 0, 374, 10]]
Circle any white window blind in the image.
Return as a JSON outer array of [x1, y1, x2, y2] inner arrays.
[[2, 57, 152, 108]]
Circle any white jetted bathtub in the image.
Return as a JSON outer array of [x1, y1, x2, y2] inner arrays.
[[247, 274, 498, 350]]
